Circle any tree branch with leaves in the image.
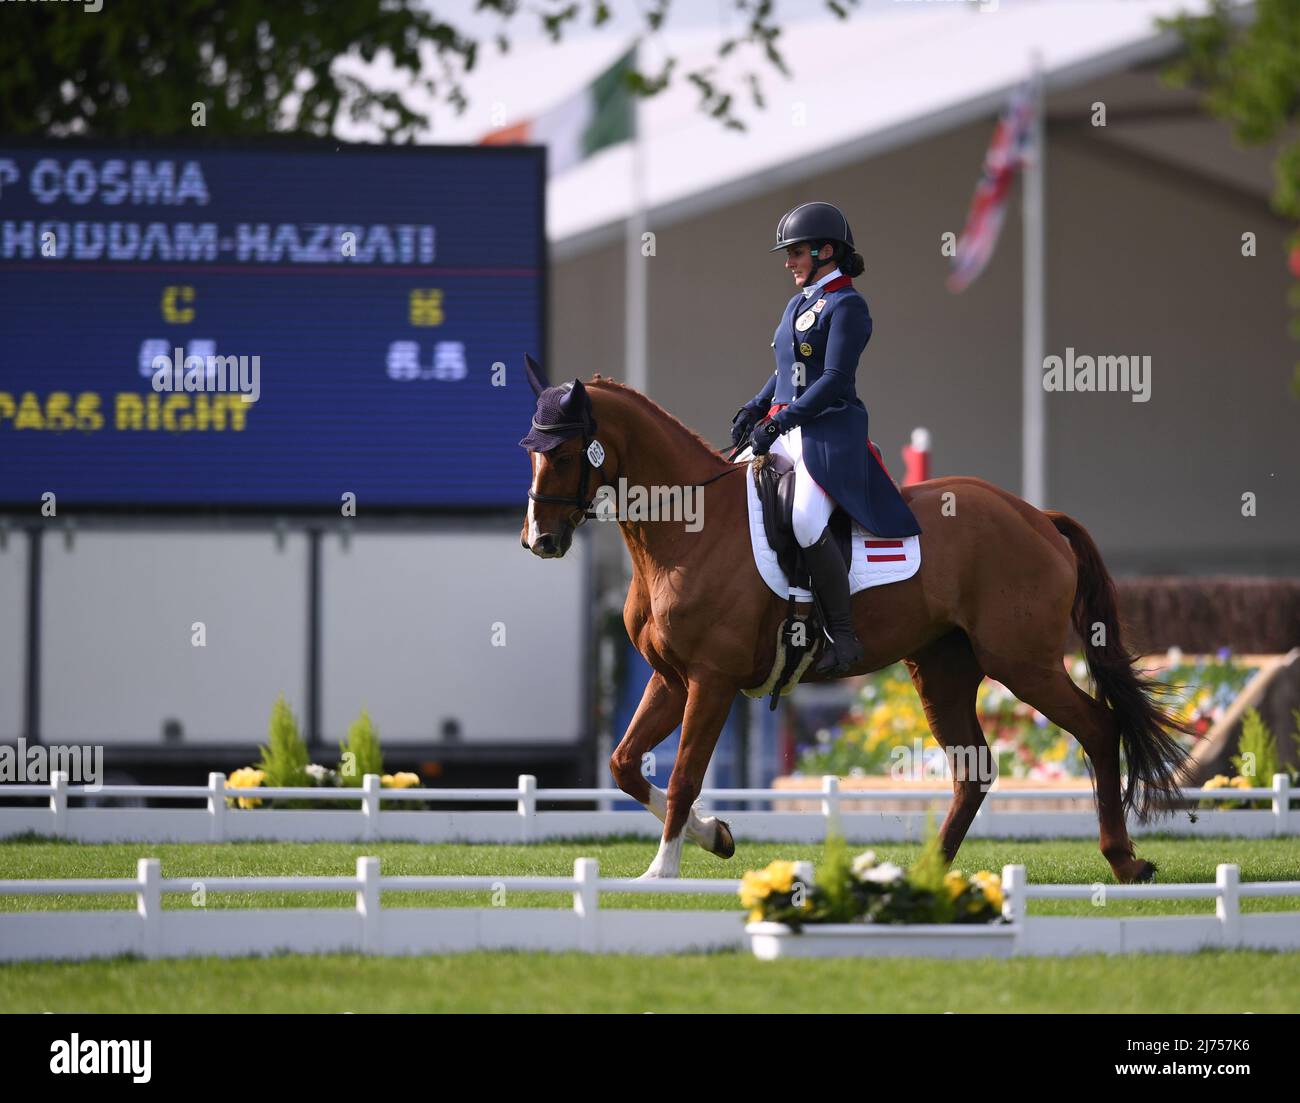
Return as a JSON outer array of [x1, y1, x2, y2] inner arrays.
[[1161, 0, 1300, 395], [0, 0, 856, 140]]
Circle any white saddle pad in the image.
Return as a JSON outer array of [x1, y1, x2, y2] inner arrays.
[[740, 455, 921, 601]]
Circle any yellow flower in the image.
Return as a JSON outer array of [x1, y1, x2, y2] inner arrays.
[[227, 766, 266, 809], [944, 869, 966, 901], [866, 725, 896, 752], [381, 772, 421, 789], [765, 860, 797, 894], [748, 907, 765, 923], [1202, 775, 1230, 790], [739, 869, 774, 908], [1229, 776, 1254, 790], [971, 870, 1003, 912]]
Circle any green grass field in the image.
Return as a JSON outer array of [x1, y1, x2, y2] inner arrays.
[[1, 834, 1298, 1013]]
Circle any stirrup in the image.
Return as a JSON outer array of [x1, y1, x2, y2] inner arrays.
[[813, 634, 863, 676]]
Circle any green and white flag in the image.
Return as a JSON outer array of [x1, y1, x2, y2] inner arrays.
[[481, 46, 636, 176]]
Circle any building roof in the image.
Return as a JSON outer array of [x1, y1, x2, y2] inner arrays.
[[371, 1, 1223, 256]]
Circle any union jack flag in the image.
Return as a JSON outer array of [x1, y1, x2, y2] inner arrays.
[[947, 79, 1037, 293]]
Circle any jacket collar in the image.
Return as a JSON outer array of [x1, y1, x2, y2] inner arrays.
[[801, 266, 844, 299]]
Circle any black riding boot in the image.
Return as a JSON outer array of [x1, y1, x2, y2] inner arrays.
[[803, 524, 864, 676]]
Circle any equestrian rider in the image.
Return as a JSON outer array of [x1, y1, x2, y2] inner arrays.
[[730, 202, 922, 676]]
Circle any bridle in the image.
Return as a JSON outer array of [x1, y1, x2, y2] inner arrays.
[[527, 400, 746, 529], [526, 403, 611, 527]]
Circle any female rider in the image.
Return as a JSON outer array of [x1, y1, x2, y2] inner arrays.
[[730, 201, 922, 676]]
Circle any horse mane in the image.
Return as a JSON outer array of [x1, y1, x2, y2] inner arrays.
[[587, 376, 729, 470]]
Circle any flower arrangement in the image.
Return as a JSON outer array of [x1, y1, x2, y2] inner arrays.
[[796, 650, 1259, 781], [1198, 707, 1300, 809], [740, 860, 811, 926], [740, 831, 1005, 930], [223, 700, 419, 807]]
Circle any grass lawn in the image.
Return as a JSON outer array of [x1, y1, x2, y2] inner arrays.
[[1, 835, 1297, 1013], [3, 948, 1297, 1014], [0, 834, 1296, 915]]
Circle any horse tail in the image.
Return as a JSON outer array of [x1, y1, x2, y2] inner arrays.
[[1046, 510, 1193, 822]]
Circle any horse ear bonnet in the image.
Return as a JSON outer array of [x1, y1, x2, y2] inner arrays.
[[517, 381, 592, 452]]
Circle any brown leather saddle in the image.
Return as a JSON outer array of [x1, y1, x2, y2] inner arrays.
[[753, 452, 854, 588]]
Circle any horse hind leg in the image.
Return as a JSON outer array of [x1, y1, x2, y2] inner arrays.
[[982, 658, 1154, 884], [904, 630, 991, 865]]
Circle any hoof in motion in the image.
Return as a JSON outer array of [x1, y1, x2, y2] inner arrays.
[[1123, 859, 1157, 884], [710, 818, 736, 859]]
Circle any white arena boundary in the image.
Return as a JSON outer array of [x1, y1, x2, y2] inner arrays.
[[0, 859, 1296, 962], [0, 773, 1295, 844]]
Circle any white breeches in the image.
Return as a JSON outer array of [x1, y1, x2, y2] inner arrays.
[[769, 424, 835, 548]]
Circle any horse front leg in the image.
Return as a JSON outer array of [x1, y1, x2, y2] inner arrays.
[[639, 670, 738, 879]]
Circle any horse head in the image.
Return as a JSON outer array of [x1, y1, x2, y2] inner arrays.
[[518, 355, 612, 558]]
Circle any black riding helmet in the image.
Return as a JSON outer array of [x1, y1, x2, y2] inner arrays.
[[770, 202, 854, 266]]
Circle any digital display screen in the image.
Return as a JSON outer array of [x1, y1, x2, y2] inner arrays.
[[0, 143, 545, 510]]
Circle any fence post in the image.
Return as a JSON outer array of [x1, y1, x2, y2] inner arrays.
[[356, 856, 381, 954], [1001, 864, 1027, 929], [207, 773, 227, 842], [572, 858, 599, 952], [137, 858, 162, 960], [361, 774, 380, 841], [1216, 863, 1240, 948], [1272, 774, 1290, 835], [50, 771, 68, 839], [821, 775, 841, 837], [517, 774, 537, 843]]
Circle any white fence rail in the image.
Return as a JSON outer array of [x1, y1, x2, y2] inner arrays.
[[0, 773, 1295, 844], [0, 859, 1296, 962]]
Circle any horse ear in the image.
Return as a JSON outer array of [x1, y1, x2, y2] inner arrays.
[[523, 354, 549, 396], [558, 377, 593, 424]]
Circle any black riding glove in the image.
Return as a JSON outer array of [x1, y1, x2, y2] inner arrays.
[[730, 406, 760, 447], [748, 417, 780, 456]]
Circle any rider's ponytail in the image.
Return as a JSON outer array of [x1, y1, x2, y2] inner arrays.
[[842, 250, 866, 278]]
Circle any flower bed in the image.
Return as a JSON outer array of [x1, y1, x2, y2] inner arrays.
[[740, 837, 1010, 958], [791, 650, 1265, 784]]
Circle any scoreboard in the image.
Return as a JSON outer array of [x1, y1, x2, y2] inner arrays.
[[0, 143, 545, 510]]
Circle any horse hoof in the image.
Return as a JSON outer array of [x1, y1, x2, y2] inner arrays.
[[1130, 860, 1157, 884], [711, 818, 736, 859]]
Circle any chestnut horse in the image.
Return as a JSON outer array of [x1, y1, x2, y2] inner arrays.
[[519, 361, 1190, 883]]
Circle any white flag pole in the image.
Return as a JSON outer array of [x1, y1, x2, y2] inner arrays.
[[625, 89, 648, 395], [1022, 52, 1046, 508]]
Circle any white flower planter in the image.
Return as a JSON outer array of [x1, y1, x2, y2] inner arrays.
[[746, 921, 1021, 959]]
